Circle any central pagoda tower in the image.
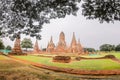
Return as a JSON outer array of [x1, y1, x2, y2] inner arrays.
[[55, 32, 67, 52]]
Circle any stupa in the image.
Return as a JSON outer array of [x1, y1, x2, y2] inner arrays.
[[55, 32, 67, 52], [46, 36, 55, 52], [9, 34, 23, 55], [69, 32, 78, 53], [77, 39, 84, 54], [33, 40, 41, 53]]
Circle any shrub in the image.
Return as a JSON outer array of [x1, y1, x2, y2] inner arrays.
[[104, 55, 116, 59]]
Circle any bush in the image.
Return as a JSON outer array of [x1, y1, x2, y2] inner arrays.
[[104, 55, 116, 59], [53, 56, 71, 63]]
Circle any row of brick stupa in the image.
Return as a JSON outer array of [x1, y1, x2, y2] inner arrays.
[[46, 32, 84, 54], [10, 32, 84, 55]]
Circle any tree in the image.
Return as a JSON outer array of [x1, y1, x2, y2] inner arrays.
[[100, 44, 115, 51], [0, 39, 5, 49], [115, 44, 120, 51], [82, 0, 120, 23], [6, 45, 12, 50], [42, 48, 46, 51], [21, 38, 33, 51], [0, 0, 80, 40], [84, 48, 95, 52], [0, 0, 120, 40]]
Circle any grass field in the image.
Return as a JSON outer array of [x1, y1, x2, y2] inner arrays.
[[15, 55, 120, 70], [1, 53, 120, 80], [80, 52, 120, 59], [104, 52, 120, 59], [1, 55, 90, 80]]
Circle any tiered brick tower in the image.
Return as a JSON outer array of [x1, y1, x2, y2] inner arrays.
[[55, 32, 67, 52], [46, 36, 55, 52], [9, 34, 22, 55], [77, 39, 84, 54], [33, 40, 41, 53], [69, 32, 78, 53]]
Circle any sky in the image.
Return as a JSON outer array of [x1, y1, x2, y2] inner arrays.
[[2, 6, 120, 50]]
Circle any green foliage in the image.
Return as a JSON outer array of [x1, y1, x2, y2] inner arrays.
[[84, 48, 95, 52], [21, 38, 33, 50], [115, 44, 120, 51], [100, 44, 115, 51], [0, 0, 80, 40], [6, 45, 12, 50], [82, 0, 120, 23], [0, 39, 5, 49], [42, 48, 46, 51], [0, 0, 120, 40]]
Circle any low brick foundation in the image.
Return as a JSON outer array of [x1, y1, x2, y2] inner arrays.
[[53, 56, 71, 63]]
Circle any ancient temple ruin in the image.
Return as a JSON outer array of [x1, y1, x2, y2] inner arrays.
[[77, 39, 84, 54], [33, 40, 41, 53], [55, 32, 67, 52], [69, 32, 78, 53], [9, 32, 84, 54], [9, 34, 23, 55], [68, 32, 84, 54], [46, 32, 84, 54], [46, 36, 55, 52]]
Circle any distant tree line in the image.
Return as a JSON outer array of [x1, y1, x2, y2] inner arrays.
[[100, 44, 120, 52], [85, 44, 120, 52]]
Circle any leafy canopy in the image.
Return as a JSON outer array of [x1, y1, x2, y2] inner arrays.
[[21, 38, 33, 50], [82, 0, 120, 23], [115, 44, 120, 51], [0, 0, 120, 40], [0, 0, 80, 40], [6, 45, 12, 50], [0, 39, 5, 49], [100, 44, 115, 51]]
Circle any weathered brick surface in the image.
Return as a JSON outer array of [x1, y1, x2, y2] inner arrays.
[[53, 56, 71, 63]]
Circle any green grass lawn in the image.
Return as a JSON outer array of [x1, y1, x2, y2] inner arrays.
[[105, 52, 120, 59], [81, 54, 104, 58], [95, 52, 120, 59], [80, 52, 120, 59], [15, 55, 120, 70]]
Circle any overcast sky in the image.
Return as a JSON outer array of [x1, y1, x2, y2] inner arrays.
[[2, 7, 120, 50]]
